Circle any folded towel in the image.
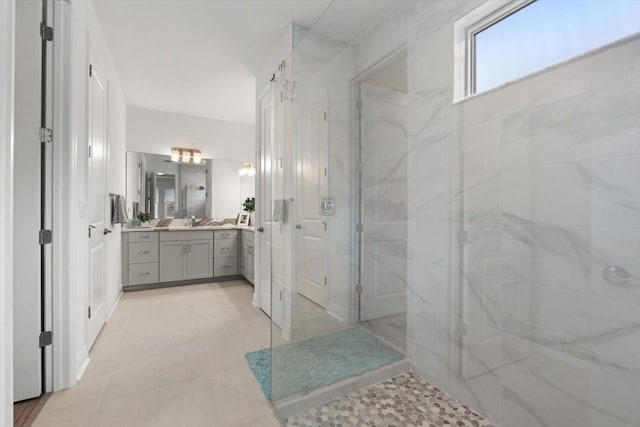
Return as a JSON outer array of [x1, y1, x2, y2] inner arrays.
[[111, 194, 129, 224]]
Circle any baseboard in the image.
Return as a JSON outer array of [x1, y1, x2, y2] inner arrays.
[[326, 302, 345, 323], [107, 290, 123, 321], [75, 347, 90, 382], [123, 275, 244, 292]]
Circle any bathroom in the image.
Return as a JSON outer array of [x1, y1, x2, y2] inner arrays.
[[3, 0, 640, 426]]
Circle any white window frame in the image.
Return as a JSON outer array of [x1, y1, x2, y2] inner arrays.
[[453, 0, 536, 102]]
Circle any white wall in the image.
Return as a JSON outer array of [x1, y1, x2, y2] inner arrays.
[[0, 0, 15, 422], [127, 106, 255, 162]]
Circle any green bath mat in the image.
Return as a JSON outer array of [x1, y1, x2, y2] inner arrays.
[[245, 328, 404, 400]]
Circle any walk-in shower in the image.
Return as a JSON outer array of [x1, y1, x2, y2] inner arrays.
[[264, 0, 640, 425]]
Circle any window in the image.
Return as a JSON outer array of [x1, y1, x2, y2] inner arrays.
[[454, 0, 640, 100]]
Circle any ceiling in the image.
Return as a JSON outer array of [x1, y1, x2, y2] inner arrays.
[[92, 0, 331, 125]]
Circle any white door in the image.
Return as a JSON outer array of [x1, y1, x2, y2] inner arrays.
[[259, 88, 273, 316], [360, 82, 408, 321], [187, 240, 213, 279], [13, 0, 45, 401], [296, 87, 329, 307], [87, 57, 108, 348]]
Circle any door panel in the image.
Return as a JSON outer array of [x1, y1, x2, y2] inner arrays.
[[360, 82, 408, 321], [296, 88, 329, 308], [160, 241, 187, 282], [13, 0, 44, 401], [87, 56, 108, 348], [187, 240, 213, 279]]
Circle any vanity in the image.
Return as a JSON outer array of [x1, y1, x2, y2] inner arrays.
[[123, 150, 256, 291], [121, 226, 255, 290]]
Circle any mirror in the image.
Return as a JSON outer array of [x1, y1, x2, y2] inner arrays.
[[126, 152, 255, 220]]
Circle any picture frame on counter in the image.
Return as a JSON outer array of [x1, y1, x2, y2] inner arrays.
[[237, 213, 249, 226]]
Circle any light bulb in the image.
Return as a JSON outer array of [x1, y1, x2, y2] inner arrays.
[[182, 150, 192, 163], [193, 151, 202, 164], [171, 148, 180, 162]]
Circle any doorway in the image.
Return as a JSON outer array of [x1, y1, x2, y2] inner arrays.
[[356, 50, 408, 351]]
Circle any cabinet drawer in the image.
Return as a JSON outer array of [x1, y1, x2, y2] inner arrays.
[[129, 263, 159, 285], [214, 230, 237, 240], [214, 239, 238, 258], [128, 231, 158, 243], [214, 257, 238, 276], [128, 242, 158, 264], [160, 230, 213, 241]]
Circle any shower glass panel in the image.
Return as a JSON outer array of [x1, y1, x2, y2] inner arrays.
[[269, 1, 640, 426]]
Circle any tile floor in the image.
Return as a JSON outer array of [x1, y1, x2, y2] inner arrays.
[[33, 280, 282, 427], [284, 371, 495, 427]]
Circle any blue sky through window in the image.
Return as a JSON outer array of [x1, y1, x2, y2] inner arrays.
[[475, 0, 640, 93]]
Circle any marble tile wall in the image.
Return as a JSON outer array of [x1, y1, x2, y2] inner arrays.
[[277, 0, 640, 426]]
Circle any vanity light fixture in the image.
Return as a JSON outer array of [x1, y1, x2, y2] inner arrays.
[[239, 162, 256, 176], [170, 148, 202, 164], [182, 150, 192, 163]]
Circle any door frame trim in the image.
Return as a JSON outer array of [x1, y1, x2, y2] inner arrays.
[[352, 46, 408, 322], [0, 0, 15, 422]]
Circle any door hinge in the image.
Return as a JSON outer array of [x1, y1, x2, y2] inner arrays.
[[356, 224, 363, 233], [39, 229, 52, 245], [40, 23, 53, 41], [39, 331, 52, 348], [355, 284, 363, 294], [88, 306, 92, 319], [88, 144, 92, 158], [324, 276, 328, 286], [39, 127, 52, 144], [323, 111, 327, 121], [89, 64, 92, 77]]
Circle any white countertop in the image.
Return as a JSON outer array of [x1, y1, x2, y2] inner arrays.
[[122, 225, 255, 233]]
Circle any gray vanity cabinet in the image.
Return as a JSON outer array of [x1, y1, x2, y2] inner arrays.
[[159, 231, 213, 282], [214, 230, 238, 277], [240, 230, 255, 284], [159, 241, 188, 282]]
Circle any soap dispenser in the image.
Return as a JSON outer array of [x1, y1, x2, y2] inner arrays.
[[191, 215, 196, 227]]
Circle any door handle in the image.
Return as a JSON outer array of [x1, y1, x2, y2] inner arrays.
[[257, 227, 264, 233], [103, 228, 112, 235], [88, 224, 96, 238]]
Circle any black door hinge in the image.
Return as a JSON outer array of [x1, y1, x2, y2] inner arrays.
[[88, 306, 92, 319], [40, 23, 53, 41], [39, 331, 52, 348], [39, 229, 52, 245], [89, 64, 92, 77]]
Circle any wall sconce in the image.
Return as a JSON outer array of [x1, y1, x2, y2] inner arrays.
[[239, 162, 256, 176], [170, 148, 202, 164]]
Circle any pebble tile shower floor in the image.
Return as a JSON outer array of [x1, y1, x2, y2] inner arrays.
[[284, 371, 495, 427]]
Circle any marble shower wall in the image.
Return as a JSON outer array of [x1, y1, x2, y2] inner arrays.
[[407, 1, 640, 426], [278, 0, 640, 425]]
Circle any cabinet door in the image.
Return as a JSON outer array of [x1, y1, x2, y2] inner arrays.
[[159, 241, 187, 282], [187, 240, 213, 279], [248, 244, 254, 282]]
